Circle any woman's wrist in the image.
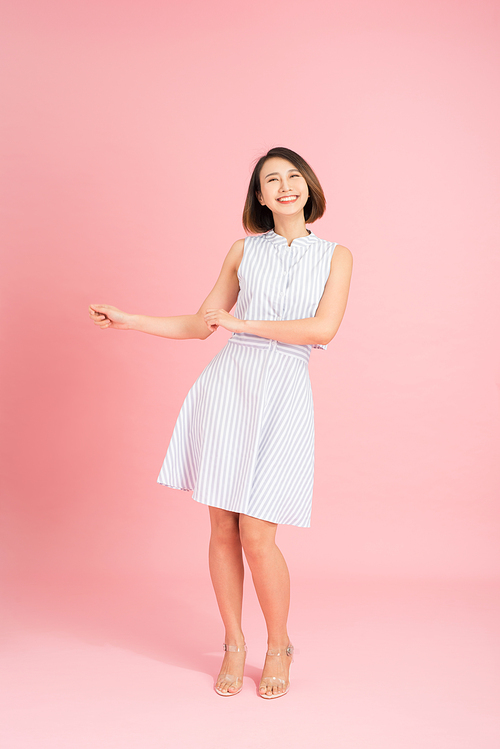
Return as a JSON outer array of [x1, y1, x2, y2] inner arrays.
[[126, 313, 139, 331]]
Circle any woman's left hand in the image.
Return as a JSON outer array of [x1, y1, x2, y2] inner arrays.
[[204, 309, 242, 334]]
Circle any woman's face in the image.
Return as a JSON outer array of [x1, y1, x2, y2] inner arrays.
[[257, 157, 310, 219]]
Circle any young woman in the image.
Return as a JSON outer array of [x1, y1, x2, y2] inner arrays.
[[89, 146, 353, 699]]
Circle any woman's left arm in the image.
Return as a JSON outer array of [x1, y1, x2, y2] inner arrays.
[[204, 245, 353, 346]]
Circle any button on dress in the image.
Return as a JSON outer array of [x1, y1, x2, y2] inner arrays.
[[157, 229, 337, 527]]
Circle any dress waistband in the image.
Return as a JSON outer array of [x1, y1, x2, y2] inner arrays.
[[228, 332, 311, 363]]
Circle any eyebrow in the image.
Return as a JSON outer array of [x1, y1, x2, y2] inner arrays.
[[264, 169, 301, 179]]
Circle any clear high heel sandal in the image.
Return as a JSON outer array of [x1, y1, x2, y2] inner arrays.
[[259, 644, 294, 699], [214, 643, 247, 696]]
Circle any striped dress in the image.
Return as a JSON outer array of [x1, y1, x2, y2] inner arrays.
[[157, 229, 337, 527]]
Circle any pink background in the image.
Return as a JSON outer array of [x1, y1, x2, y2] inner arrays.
[[1, 1, 499, 747]]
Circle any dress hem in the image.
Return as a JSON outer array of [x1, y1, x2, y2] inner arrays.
[[156, 479, 311, 528], [157, 480, 193, 492]]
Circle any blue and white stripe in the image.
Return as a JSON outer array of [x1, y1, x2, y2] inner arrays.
[[157, 229, 337, 527]]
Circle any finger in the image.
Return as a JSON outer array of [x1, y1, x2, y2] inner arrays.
[[90, 308, 108, 319]]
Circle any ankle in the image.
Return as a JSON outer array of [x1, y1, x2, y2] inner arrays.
[[267, 634, 290, 649], [224, 632, 246, 648]]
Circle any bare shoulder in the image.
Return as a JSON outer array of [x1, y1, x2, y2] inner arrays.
[[332, 244, 352, 261], [227, 237, 245, 260], [231, 237, 246, 249], [330, 243, 353, 271], [224, 237, 245, 273]]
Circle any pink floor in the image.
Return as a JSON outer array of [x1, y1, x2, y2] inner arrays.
[[1, 573, 499, 749]]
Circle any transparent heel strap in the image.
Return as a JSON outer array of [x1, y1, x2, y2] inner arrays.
[[223, 643, 247, 653], [266, 644, 294, 660]]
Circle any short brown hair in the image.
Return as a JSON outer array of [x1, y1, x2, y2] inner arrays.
[[242, 146, 326, 234]]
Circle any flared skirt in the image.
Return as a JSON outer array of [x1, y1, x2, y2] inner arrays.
[[157, 339, 315, 527]]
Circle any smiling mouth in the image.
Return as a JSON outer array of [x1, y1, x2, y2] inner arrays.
[[277, 196, 298, 203]]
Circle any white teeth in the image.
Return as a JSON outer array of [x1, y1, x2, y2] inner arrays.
[[278, 196, 297, 202]]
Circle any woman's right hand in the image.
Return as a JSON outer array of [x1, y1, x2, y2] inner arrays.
[[88, 304, 131, 330]]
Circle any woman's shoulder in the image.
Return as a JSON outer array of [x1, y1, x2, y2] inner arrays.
[[332, 243, 352, 256], [313, 233, 352, 260], [330, 243, 353, 274], [229, 237, 246, 252], [225, 238, 246, 272], [229, 233, 266, 254]]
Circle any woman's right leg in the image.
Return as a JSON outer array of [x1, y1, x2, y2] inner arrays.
[[208, 507, 246, 693]]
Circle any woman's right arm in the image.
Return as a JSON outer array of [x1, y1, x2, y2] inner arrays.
[[88, 239, 244, 340]]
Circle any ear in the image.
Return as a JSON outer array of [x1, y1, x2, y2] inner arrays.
[[256, 190, 264, 205]]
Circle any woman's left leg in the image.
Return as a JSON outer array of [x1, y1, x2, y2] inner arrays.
[[208, 507, 246, 694], [239, 514, 294, 697]]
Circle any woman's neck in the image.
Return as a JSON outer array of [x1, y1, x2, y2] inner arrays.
[[272, 215, 310, 246]]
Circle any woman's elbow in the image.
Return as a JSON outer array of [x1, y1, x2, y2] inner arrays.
[[316, 334, 333, 346], [193, 312, 213, 340], [316, 323, 339, 346]]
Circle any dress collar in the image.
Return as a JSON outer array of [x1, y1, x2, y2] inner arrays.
[[265, 228, 317, 249]]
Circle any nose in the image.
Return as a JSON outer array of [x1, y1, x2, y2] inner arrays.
[[279, 178, 292, 192]]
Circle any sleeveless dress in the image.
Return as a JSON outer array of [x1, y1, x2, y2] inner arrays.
[[157, 229, 337, 528]]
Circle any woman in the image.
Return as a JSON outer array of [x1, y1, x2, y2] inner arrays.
[[89, 146, 353, 699]]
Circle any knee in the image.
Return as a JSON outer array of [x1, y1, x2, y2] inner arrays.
[[239, 517, 276, 561], [209, 509, 241, 545]]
